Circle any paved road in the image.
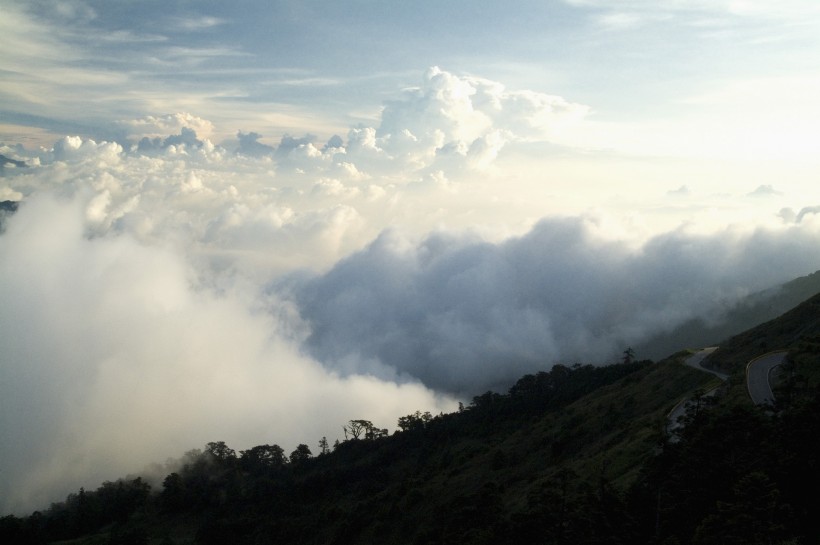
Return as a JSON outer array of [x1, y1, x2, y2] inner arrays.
[[666, 348, 725, 436], [668, 348, 788, 439], [683, 347, 728, 380], [746, 351, 788, 405]]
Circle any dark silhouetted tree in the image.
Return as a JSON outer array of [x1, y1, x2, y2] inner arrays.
[[205, 441, 236, 464], [343, 419, 372, 440], [289, 444, 313, 465], [622, 347, 636, 364], [239, 444, 287, 472], [160, 473, 185, 512], [397, 411, 432, 432]]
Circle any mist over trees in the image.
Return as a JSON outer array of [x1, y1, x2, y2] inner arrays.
[[2, 311, 820, 543]]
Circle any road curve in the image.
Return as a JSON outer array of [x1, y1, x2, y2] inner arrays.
[[666, 348, 725, 437], [683, 347, 727, 380], [669, 348, 788, 439], [746, 351, 788, 406]]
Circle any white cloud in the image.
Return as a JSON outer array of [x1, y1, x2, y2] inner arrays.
[[368, 67, 589, 173], [122, 113, 216, 141], [52, 0, 97, 23], [171, 15, 227, 31], [564, 0, 820, 19]]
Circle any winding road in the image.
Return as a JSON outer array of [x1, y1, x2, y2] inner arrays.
[[746, 351, 789, 406], [666, 348, 724, 436], [683, 346, 727, 380], [667, 347, 785, 436]]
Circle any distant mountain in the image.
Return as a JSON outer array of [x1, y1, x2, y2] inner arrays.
[[636, 269, 820, 360]]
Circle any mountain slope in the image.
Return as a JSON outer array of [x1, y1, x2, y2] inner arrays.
[[705, 290, 820, 375], [636, 269, 820, 360]]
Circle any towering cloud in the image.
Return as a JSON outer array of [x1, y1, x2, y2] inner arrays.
[[355, 66, 589, 175]]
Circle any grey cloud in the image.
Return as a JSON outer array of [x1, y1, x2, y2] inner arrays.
[[667, 185, 690, 196], [747, 184, 783, 197], [237, 131, 275, 157], [323, 134, 344, 152], [777, 206, 820, 224], [291, 218, 820, 396], [276, 134, 317, 156], [136, 127, 205, 154], [796, 206, 820, 223]]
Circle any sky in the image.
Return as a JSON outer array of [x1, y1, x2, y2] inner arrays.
[[3, 0, 820, 514]]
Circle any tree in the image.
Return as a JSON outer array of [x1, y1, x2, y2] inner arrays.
[[205, 441, 236, 463], [160, 473, 185, 512], [344, 419, 372, 440], [239, 444, 287, 471], [693, 472, 793, 545], [397, 411, 433, 432], [343, 419, 387, 440], [366, 426, 389, 440], [622, 347, 636, 364], [318, 436, 330, 455], [289, 444, 313, 465]]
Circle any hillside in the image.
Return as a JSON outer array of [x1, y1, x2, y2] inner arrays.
[[705, 290, 820, 375], [636, 269, 820, 360], [1, 358, 716, 544]]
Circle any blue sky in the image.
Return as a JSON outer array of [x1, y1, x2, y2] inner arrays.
[[4, 0, 820, 513]]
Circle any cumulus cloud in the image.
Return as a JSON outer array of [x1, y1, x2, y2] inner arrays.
[[2, 133, 378, 276], [333, 67, 590, 176], [121, 112, 215, 141], [236, 131, 275, 157], [291, 217, 820, 395]]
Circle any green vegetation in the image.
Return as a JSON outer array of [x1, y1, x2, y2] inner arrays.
[[4, 290, 820, 544]]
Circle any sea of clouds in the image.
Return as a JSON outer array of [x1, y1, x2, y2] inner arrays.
[[2, 67, 820, 513]]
